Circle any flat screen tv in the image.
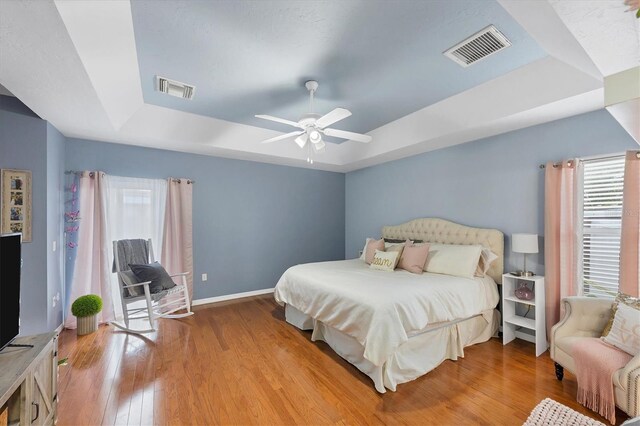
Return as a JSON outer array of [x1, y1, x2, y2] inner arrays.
[[0, 233, 21, 351]]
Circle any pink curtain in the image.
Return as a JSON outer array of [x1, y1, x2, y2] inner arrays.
[[64, 172, 113, 329], [161, 178, 193, 301], [544, 160, 580, 338], [619, 151, 640, 297]]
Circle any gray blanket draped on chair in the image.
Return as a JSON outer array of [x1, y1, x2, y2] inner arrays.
[[112, 239, 149, 272]]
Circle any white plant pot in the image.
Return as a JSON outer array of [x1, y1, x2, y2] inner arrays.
[[76, 314, 98, 336]]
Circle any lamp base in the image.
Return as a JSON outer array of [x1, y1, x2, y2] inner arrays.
[[510, 270, 536, 277]]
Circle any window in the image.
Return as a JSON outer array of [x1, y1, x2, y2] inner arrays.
[[105, 177, 167, 254], [113, 188, 156, 244], [581, 155, 626, 298], [104, 176, 167, 319]]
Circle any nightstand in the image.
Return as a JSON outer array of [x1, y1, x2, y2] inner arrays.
[[502, 273, 548, 356]]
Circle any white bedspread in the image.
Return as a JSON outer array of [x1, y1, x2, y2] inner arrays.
[[274, 259, 499, 366]]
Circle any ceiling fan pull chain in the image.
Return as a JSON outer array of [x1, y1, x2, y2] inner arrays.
[[306, 138, 313, 164]]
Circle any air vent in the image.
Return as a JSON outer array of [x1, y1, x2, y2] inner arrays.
[[444, 25, 511, 68], [155, 76, 195, 100]]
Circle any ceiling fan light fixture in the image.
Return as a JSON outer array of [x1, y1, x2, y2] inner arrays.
[[309, 130, 322, 144], [312, 140, 325, 152], [294, 134, 308, 148]]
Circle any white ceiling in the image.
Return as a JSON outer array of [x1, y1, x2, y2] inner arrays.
[[548, 0, 640, 76], [0, 0, 637, 172]]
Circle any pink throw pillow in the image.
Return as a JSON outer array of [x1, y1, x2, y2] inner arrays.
[[365, 238, 385, 264], [399, 243, 431, 274]]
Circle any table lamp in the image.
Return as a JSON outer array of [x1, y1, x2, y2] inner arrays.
[[511, 233, 538, 277]]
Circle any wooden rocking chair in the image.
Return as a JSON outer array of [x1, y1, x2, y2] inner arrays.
[[112, 238, 193, 334]]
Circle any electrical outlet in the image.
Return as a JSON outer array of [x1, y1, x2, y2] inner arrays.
[[52, 240, 57, 252], [201, 273, 208, 282]]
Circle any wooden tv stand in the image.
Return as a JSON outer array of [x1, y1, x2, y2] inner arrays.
[[0, 333, 58, 425]]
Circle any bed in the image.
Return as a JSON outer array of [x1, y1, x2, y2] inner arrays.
[[274, 218, 504, 393]]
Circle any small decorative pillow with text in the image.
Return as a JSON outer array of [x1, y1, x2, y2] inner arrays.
[[602, 292, 640, 337], [602, 303, 640, 356], [369, 249, 400, 272], [363, 238, 385, 264], [398, 243, 430, 274]]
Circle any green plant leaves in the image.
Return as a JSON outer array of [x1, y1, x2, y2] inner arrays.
[[71, 294, 103, 317]]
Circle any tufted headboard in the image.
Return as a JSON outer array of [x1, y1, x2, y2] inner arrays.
[[382, 218, 504, 284]]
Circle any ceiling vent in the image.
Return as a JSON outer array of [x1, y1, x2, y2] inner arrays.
[[155, 76, 195, 100], [443, 25, 511, 68]]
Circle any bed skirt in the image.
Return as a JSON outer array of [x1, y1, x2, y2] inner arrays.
[[285, 304, 500, 393]]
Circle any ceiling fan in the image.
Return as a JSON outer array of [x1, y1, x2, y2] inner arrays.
[[255, 81, 372, 157]]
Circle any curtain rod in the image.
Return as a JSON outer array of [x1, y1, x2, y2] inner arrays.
[[539, 160, 575, 169], [538, 151, 638, 169], [170, 178, 195, 184], [64, 170, 195, 183], [65, 170, 100, 177]]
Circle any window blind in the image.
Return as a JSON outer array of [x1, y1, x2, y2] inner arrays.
[[581, 155, 625, 298]]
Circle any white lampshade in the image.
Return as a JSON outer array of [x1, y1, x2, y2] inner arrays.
[[512, 233, 539, 254]]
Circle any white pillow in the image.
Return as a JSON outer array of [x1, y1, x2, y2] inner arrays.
[[602, 303, 640, 356], [476, 247, 499, 277], [360, 238, 372, 261], [369, 249, 400, 272], [425, 243, 483, 278]]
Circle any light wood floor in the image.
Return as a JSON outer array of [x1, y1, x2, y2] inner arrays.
[[57, 295, 626, 425]]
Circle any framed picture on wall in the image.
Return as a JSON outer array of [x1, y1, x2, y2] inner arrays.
[[1, 169, 32, 242]]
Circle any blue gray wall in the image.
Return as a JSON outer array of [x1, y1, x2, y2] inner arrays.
[[345, 110, 638, 275], [3, 88, 638, 335], [65, 139, 346, 301], [0, 96, 64, 336]]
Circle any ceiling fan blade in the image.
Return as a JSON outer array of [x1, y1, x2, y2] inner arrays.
[[255, 115, 303, 129], [315, 108, 352, 129], [261, 130, 304, 144], [294, 133, 308, 148], [323, 128, 372, 143], [312, 140, 325, 152]]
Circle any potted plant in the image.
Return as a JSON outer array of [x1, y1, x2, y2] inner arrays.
[[71, 294, 103, 336]]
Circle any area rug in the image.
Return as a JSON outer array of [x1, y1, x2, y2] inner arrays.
[[524, 398, 605, 426]]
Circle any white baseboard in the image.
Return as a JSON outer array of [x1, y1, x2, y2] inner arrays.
[[192, 288, 274, 307]]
